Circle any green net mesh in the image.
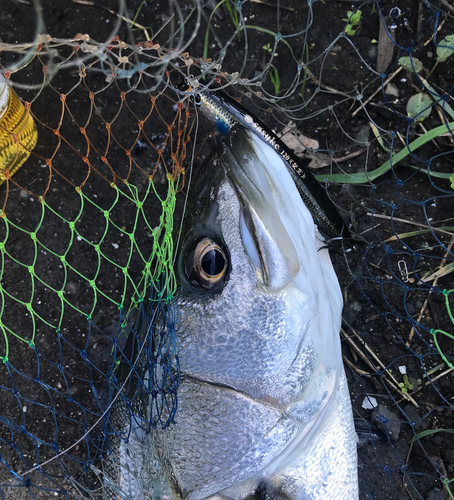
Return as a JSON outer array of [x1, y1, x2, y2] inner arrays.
[[0, 0, 453, 498]]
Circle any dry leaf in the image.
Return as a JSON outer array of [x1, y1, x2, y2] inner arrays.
[[278, 122, 330, 169]]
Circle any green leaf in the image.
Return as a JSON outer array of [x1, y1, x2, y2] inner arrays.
[[406, 93, 432, 121], [419, 76, 454, 122], [398, 56, 423, 73], [410, 428, 454, 445], [343, 10, 361, 36], [269, 65, 280, 95], [315, 120, 454, 184], [243, 25, 298, 62], [348, 10, 361, 25], [436, 34, 454, 63]]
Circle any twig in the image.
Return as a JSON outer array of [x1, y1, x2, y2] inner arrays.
[[320, 148, 366, 163], [341, 328, 419, 407], [305, 68, 355, 100], [304, 147, 366, 167], [407, 232, 454, 345], [343, 355, 372, 376], [440, 0, 454, 14], [352, 67, 403, 118], [367, 212, 454, 237]]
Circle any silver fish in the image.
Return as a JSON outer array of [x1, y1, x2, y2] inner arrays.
[[165, 124, 358, 499], [102, 123, 358, 499]]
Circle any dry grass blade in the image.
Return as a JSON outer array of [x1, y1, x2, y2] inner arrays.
[[422, 261, 454, 282], [384, 227, 454, 243], [367, 213, 454, 237], [424, 367, 454, 386]]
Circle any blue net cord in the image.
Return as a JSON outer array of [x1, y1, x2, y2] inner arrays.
[[0, 278, 179, 498]]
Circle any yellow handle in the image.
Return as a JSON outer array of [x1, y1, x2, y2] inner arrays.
[[0, 75, 38, 184]]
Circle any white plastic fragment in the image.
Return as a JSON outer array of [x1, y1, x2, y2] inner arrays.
[[399, 365, 407, 374], [361, 396, 378, 410]]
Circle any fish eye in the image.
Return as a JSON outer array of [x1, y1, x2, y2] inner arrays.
[[186, 238, 228, 290]]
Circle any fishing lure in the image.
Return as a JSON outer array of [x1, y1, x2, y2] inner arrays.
[[185, 84, 352, 243]]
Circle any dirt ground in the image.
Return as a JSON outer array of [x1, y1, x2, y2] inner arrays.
[[0, 0, 453, 499]]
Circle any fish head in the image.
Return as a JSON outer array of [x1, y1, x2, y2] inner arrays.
[[170, 125, 356, 500], [176, 125, 343, 400]]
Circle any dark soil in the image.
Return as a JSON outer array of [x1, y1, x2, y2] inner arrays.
[[0, 1, 453, 499]]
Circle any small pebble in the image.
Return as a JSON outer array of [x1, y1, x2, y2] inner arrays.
[[373, 404, 401, 442], [385, 83, 399, 97], [362, 396, 378, 410]]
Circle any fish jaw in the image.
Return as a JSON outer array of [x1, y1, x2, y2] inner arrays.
[[166, 369, 357, 500]]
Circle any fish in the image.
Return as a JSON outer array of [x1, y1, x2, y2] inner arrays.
[[163, 121, 358, 499], [100, 99, 358, 500]]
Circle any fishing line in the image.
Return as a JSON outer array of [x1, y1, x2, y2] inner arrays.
[[173, 94, 200, 266]]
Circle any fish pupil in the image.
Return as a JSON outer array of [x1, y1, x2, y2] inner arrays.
[[201, 249, 224, 276]]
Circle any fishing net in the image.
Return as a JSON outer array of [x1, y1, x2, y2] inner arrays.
[[0, 0, 453, 499]]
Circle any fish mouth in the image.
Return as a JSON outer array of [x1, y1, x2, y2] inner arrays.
[[219, 125, 302, 292]]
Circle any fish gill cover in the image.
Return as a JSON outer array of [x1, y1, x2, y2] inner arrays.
[[0, 0, 453, 499]]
